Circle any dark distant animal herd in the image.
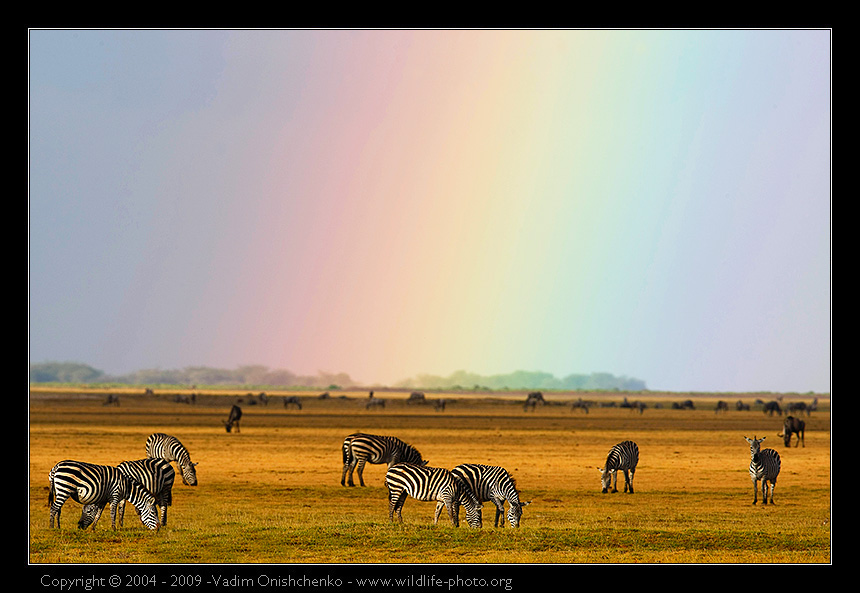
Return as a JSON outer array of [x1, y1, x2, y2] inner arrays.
[[48, 391, 819, 531]]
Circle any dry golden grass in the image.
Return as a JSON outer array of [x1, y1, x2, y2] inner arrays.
[[29, 389, 830, 565]]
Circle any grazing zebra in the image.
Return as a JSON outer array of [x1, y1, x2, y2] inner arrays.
[[599, 440, 639, 493], [778, 416, 806, 448], [283, 396, 302, 410], [145, 433, 198, 486], [115, 458, 175, 527], [436, 464, 531, 528], [48, 460, 160, 531], [341, 433, 427, 487], [386, 462, 483, 528], [224, 404, 242, 432], [366, 397, 386, 410], [745, 436, 781, 505]]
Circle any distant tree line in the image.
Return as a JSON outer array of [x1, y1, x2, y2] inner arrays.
[[29, 362, 353, 389], [394, 369, 647, 391], [30, 362, 647, 392]]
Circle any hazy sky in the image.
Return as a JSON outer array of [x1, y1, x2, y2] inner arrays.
[[28, 29, 831, 393]]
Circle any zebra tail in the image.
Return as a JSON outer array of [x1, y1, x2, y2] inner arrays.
[[342, 439, 352, 465]]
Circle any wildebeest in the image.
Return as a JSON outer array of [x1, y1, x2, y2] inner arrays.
[[672, 400, 695, 410], [434, 399, 448, 412], [224, 404, 242, 433], [523, 392, 545, 412], [406, 392, 426, 405], [715, 401, 729, 414], [570, 399, 590, 414], [736, 400, 750, 411], [762, 401, 782, 416], [103, 394, 120, 406], [778, 416, 806, 447], [283, 396, 302, 410]]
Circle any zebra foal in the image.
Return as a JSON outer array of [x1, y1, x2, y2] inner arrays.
[[49, 460, 160, 531], [745, 436, 781, 505], [341, 433, 427, 487], [435, 464, 530, 528], [386, 463, 483, 528], [598, 440, 639, 493], [145, 433, 198, 486]]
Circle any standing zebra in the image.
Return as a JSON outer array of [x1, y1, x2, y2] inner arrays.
[[48, 460, 160, 531], [435, 464, 531, 528], [341, 433, 427, 487], [115, 458, 175, 527], [598, 440, 639, 493], [386, 462, 483, 528], [745, 436, 781, 505], [145, 433, 198, 486]]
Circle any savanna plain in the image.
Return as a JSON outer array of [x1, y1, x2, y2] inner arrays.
[[29, 388, 831, 565]]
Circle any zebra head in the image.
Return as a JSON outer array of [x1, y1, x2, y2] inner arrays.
[[180, 462, 199, 486], [598, 468, 616, 493], [745, 436, 765, 463], [126, 480, 160, 531], [452, 476, 483, 528], [78, 504, 102, 530], [507, 500, 531, 528]]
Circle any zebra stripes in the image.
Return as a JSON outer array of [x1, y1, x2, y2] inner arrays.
[[599, 440, 639, 493], [386, 462, 483, 528], [341, 433, 426, 487], [437, 464, 530, 528], [116, 458, 176, 527], [745, 436, 781, 505], [145, 433, 198, 486], [48, 460, 160, 531]]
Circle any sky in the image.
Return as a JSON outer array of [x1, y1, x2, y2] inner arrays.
[[28, 29, 831, 393]]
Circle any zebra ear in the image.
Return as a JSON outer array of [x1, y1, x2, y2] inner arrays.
[[192, 462, 199, 467], [521, 500, 532, 507]]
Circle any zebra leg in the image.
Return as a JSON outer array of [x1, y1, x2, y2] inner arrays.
[[433, 501, 445, 525], [626, 469, 635, 494], [49, 489, 68, 529], [49, 502, 63, 529], [493, 500, 505, 528], [356, 459, 367, 487], [446, 500, 460, 527], [751, 479, 759, 505], [611, 469, 619, 493], [110, 500, 119, 530], [117, 500, 126, 528], [389, 490, 406, 523]]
